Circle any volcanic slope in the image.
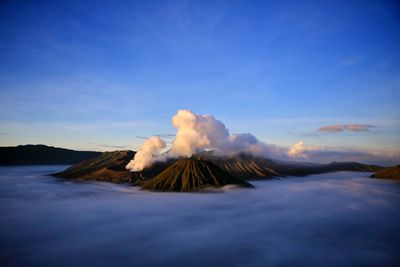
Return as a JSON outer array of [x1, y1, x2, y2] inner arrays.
[[141, 158, 254, 192], [371, 165, 400, 180], [196, 153, 280, 179], [53, 150, 135, 183]]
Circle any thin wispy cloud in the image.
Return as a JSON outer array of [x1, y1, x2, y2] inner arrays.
[[155, 133, 176, 138], [136, 134, 175, 140], [318, 124, 375, 133], [97, 144, 127, 149], [136, 136, 149, 140]]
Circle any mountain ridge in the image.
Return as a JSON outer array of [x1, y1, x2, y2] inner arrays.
[[53, 150, 135, 183], [0, 144, 101, 165]]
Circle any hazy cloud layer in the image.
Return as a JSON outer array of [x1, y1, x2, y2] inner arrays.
[[318, 124, 375, 133], [2, 168, 400, 267]]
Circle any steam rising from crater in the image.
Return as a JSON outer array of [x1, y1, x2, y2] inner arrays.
[[126, 109, 285, 171], [125, 136, 166, 171], [288, 141, 307, 159], [169, 109, 229, 157]]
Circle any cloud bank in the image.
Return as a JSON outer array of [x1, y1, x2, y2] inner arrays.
[[318, 124, 375, 133], [287, 141, 400, 166]]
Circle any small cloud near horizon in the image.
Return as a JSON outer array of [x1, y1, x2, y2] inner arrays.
[[86, 142, 127, 149], [318, 124, 375, 133], [97, 144, 127, 149], [136, 133, 175, 140]]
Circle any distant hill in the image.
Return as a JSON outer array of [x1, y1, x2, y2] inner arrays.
[[370, 165, 400, 180], [0, 145, 101, 165], [273, 161, 383, 177], [53, 150, 135, 183], [141, 158, 253, 192]]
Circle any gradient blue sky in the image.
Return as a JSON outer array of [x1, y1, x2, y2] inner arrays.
[[0, 0, 399, 153]]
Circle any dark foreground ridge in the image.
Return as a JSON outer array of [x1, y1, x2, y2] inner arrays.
[[141, 158, 254, 192], [371, 165, 400, 180], [53, 150, 135, 183], [0, 145, 101, 165]]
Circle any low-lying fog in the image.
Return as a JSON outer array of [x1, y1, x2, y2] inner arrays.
[[0, 166, 399, 267]]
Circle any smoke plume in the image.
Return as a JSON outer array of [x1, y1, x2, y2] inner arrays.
[[288, 141, 307, 159], [169, 109, 229, 156], [287, 141, 328, 160], [125, 136, 166, 171], [126, 109, 285, 171]]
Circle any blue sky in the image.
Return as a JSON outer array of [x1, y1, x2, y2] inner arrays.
[[0, 0, 399, 154]]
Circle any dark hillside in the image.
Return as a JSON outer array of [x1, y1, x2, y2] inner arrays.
[[0, 145, 101, 165], [371, 165, 400, 180], [53, 150, 135, 183]]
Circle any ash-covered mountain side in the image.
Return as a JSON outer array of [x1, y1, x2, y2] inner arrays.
[[53, 150, 384, 184], [194, 152, 382, 178], [371, 165, 400, 180], [194, 153, 281, 179], [141, 158, 253, 192], [53, 150, 135, 183]]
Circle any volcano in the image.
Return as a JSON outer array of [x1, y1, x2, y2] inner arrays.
[[53, 150, 135, 183], [141, 158, 253, 192]]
